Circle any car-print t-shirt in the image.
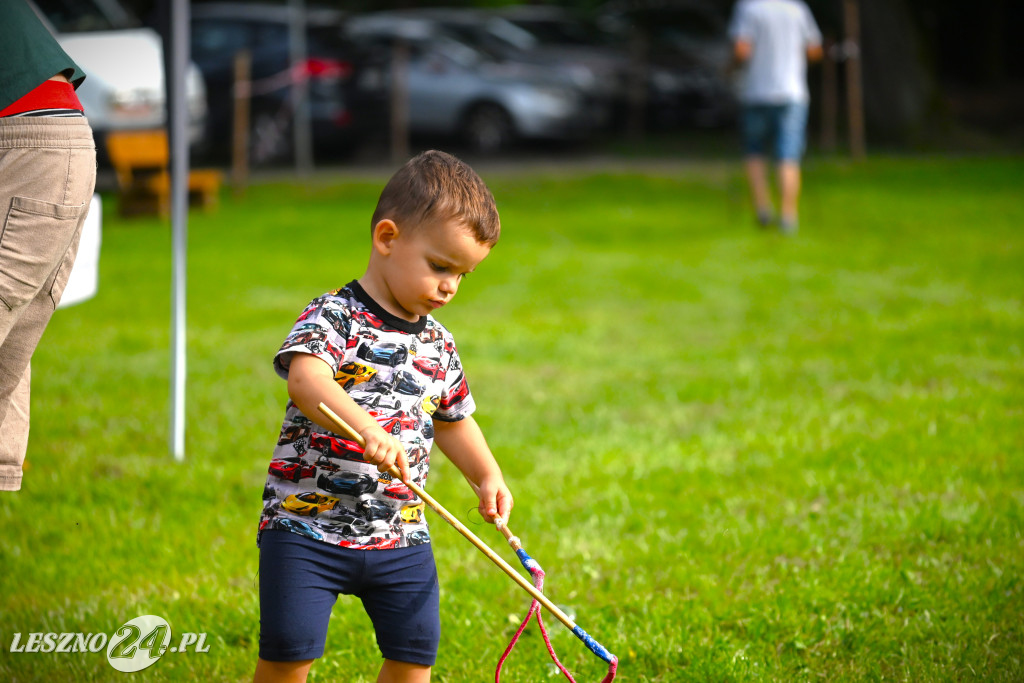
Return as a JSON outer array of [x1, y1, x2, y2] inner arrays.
[[258, 280, 474, 549]]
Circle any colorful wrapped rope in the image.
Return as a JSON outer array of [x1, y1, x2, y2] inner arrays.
[[495, 521, 618, 682]]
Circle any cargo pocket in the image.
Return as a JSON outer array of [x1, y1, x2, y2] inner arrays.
[[0, 196, 86, 311]]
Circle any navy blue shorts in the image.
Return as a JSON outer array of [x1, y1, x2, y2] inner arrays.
[[258, 529, 440, 665]]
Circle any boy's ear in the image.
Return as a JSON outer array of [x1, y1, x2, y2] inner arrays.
[[372, 219, 399, 254]]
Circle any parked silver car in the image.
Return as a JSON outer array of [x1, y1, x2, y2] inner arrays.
[[346, 12, 608, 152], [425, 8, 627, 122]]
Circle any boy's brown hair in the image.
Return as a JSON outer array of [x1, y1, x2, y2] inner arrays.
[[371, 150, 500, 246]]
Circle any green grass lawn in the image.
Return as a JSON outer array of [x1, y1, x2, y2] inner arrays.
[[1, 155, 1021, 682]]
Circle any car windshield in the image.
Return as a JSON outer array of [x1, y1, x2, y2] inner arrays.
[[431, 26, 504, 63], [426, 35, 490, 68], [482, 17, 537, 51], [34, 0, 139, 32]]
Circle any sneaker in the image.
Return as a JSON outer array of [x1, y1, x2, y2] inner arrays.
[[756, 208, 774, 229], [779, 217, 798, 235]]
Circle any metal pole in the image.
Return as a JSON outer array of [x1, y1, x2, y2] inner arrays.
[[288, 0, 313, 174], [167, 0, 189, 460]]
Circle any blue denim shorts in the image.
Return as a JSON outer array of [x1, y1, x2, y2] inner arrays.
[[258, 529, 440, 665], [741, 101, 809, 161]]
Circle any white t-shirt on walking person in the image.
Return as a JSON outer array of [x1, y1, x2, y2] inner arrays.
[[729, 0, 822, 105]]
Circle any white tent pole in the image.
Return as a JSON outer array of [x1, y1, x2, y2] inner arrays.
[[168, 0, 189, 461]]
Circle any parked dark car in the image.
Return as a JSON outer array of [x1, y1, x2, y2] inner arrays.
[[598, 0, 738, 129], [190, 3, 387, 164], [490, 6, 633, 130]]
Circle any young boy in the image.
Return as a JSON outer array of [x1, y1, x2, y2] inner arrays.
[[255, 150, 513, 683]]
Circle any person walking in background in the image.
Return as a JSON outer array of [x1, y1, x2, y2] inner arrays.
[[0, 0, 97, 491], [729, 0, 822, 234]]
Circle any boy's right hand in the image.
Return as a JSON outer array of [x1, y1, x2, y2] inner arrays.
[[286, 354, 412, 482], [357, 424, 411, 484]]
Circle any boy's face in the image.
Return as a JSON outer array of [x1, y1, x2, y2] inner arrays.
[[372, 217, 491, 322]]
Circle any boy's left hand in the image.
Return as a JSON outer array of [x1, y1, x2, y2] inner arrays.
[[477, 477, 513, 524]]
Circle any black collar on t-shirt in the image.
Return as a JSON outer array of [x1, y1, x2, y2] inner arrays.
[[346, 280, 427, 334]]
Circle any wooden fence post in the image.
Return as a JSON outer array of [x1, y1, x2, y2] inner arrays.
[[843, 0, 866, 159], [820, 36, 838, 153], [232, 49, 251, 196]]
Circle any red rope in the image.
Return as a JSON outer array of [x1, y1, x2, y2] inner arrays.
[[495, 564, 617, 683]]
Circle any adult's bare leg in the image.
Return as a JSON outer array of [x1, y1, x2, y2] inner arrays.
[[778, 160, 802, 231], [744, 155, 774, 225]]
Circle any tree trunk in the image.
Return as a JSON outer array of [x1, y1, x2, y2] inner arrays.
[[857, 0, 935, 141]]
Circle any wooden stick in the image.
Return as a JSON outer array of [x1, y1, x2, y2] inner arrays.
[[316, 402, 577, 631]]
